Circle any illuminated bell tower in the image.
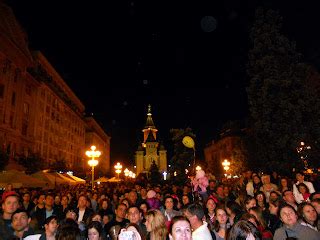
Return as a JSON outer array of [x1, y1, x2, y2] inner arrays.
[[135, 105, 167, 176]]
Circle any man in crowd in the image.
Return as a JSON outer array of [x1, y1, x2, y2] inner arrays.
[[282, 190, 298, 211], [104, 203, 129, 235], [0, 191, 20, 239], [75, 194, 93, 224], [21, 192, 35, 216], [184, 203, 213, 240], [127, 206, 147, 238], [10, 209, 34, 239]]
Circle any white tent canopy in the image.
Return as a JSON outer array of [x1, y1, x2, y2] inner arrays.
[[0, 170, 47, 188]]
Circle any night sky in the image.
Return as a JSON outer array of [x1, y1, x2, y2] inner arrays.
[[6, 0, 320, 165]]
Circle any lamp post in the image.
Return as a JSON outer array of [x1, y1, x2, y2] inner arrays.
[[222, 159, 230, 177], [114, 162, 122, 180], [124, 168, 129, 180], [86, 145, 101, 190]]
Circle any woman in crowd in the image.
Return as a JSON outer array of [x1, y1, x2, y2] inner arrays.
[[60, 195, 71, 219], [119, 223, 145, 240], [296, 182, 311, 203], [98, 199, 113, 218], [254, 191, 268, 212], [169, 216, 192, 240], [248, 206, 273, 240], [87, 221, 103, 240], [227, 220, 262, 240], [225, 201, 245, 226], [213, 206, 231, 240], [244, 196, 256, 212], [274, 204, 320, 240], [139, 201, 149, 220], [205, 196, 217, 231], [278, 177, 291, 193], [246, 175, 263, 197], [268, 199, 283, 235], [297, 202, 318, 231], [145, 209, 168, 240], [162, 196, 181, 229]]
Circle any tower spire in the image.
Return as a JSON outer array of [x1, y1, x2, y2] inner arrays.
[[142, 104, 158, 144]]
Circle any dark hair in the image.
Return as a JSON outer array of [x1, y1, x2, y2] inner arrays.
[[169, 216, 190, 234], [240, 213, 259, 225], [213, 206, 229, 232], [297, 202, 318, 227], [45, 215, 58, 225], [87, 221, 103, 237], [185, 203, 205, 221], [227, 220, 261, 240], [297, 183, 310, 194], [56, 219, 81, 240], [226, 201, 243, 217], [11, 209, 29, 220], [310, 192, 320, 201]]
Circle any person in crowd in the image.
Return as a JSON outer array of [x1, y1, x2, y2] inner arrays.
[[213, 206, 231, 240], [139, 201, 149, 220], [240, 213, 259, 228], [119, 223, 144, 240], [297, 202, 318, 231], [10, 209, 35, 239], [214, 185, 226, 203], [244, 196, 256, 212], [296, 182, 311, 203], [204, 196, 217, 230], [271, 171, 280, 186], [227, 220, 262, 240], [268, 199, 283, 235], [248, 206, 273, 240], [311, 198, 320, 214], [146, 190, 161, 210], [104, 203, 129, 235], [86, 212, 102, 226], [26, 215, 59, 240], [274, 204, 320, 240], [32, 193, 61, 230], [246, 175, 263, 197], [282, 190, 298, 211], [169, 216, 192, 240], [22, 192, 36, 216], [278, 177, 291, 193], [225, 201, 244, 226], [181, 194, 192, 208], [53, 195, 62, 212], [145, 209, 168, 240], [75, 194, 93, 224], [128, 191, 140, 207], [127, 205, 148, 239], [162, 196, 181, 229], [310, 191, 320, 201], [60, 195, 71, 219], [259, 174, 278, 203], [34, 193, 46, 212], [293, 172, 315, 204], [87, 221, 103, 240], [55, 218, 81, 240], [254, 191, 268, 212], [184, 203, 213, 240], [0, 191, 20, 239], [98, 199, 113, 218]]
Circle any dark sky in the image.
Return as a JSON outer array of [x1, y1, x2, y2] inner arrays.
[[6, 0, 320, 165]]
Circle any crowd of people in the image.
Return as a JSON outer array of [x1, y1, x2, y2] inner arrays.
[[0, 170, 320, 240]]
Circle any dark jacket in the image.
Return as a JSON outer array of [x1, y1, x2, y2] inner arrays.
[[32, 207, 61, 230], [75, 207, 93, 223]]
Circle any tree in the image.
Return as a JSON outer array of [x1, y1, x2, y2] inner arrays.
[[0, 148, 9, 170], [50, 158, 67, 172], [149, 160, 162, 185], [170, 128, 196, 184], [247, 8, 320, 174]]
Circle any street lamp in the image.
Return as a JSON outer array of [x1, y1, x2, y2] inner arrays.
[[124, 168, 130, 179], [114, 162, 122, 179], [222, 159, 230, 176], [86, 145, 101, 190]]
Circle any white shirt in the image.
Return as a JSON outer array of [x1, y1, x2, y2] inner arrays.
[[192, 222, 213, 240], [78, 209, 85, 222]]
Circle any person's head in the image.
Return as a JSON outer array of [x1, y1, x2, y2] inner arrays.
[[88, 213, 102, 225], [206, 197, 216, 213], [66, 209, 78, 221], [297, 182, 309, 194], [252, 175, 261, 184], [22, 192, 31, 203], [5, 183, 13, 191], [38, 193, 46, 206], [101, 199, 109, 209], [127, 206, 142, 224], [121, 198, 130, 208], [56, 219, 81, 240], [145, 209, 168, 239], [1, 191, 20, 218], [54, 195, 61, 205], [297, 202, 318, 225], [269, 191, 281, 202], [215, 206, 228, 225], [311, 198, 320, 214], [227, 220, 261, 240], [115, 203, 128, 220], [282, 190, 296, 205], [139, 201, 149, 215], [244, 196, 256, 211], [11, 209, 31, 235], [296, 172, 305, 182], [182, 194, 191, 206], [225, 201, 243, 217], [240, 213, 259, 227], [78, 194, 88, 209], [164, 196, 175, 210], [128, 191, 138, 205], [44, 215, 59, 236], [261, 175, 270, 185], [87, 221, 103, 240], [61, 195, 69, 206], [216, 185, 224, 196], [248, 206, 267, 229], [254, 191, 266, 204], [45, 193, 55, 207], [280, 177, 289, 188], [269, 199, 283, 216], [310, 192, 320, 201], [279, 204, 298, 227], [183, 203, 204, 230], [169, 216, 192, 240]]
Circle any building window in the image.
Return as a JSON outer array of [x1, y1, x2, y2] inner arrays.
[[0, 84, 4, 98], [23, 102, 29, 119], [11, 92, 16, 106], [22, 120, 28, 136]]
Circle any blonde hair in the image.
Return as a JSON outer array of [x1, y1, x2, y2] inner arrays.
[[146, 209, 168, 240]]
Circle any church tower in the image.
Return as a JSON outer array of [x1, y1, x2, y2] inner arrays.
[[135, 105, 167, 176]]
